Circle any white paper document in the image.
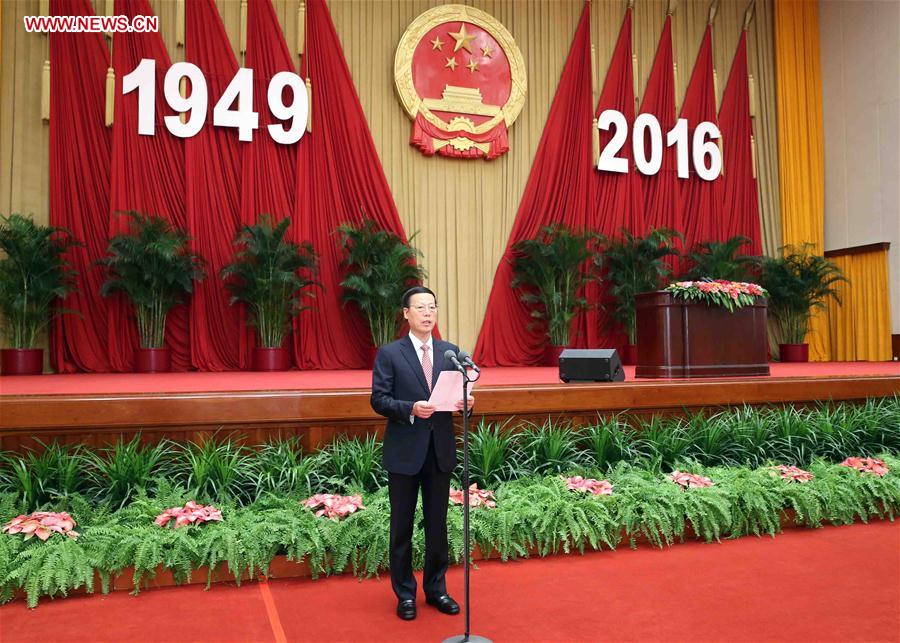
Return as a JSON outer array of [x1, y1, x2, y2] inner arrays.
[[427, 370, 474, 411]]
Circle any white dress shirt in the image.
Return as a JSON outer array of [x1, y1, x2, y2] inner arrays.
[[408, 332, 433, 423]]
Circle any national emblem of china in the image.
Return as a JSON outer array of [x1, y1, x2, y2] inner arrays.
[[394, 5, 526, 160]]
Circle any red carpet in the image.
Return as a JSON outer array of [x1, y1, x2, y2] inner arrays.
[[2, 361, 898, 396], [2, 521, 897, 642]]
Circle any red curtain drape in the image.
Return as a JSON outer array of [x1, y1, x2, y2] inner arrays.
[[579, 7, 646, 352], [48, 0, 112, 373], [718, 31, 762, 257], [677, 25, 725, 253], [238, 0, 299, 368], [184, 0, 242, 371], [107, 0, 190, 371], [640, 15, 683, 272], [293, 0, 413, 369], [474, 4, 594, 366]]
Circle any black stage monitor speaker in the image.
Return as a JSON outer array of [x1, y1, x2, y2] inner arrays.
[[558, 349, 625, 383]]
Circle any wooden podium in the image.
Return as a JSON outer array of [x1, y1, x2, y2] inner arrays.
[[635, 291, 770, 378]]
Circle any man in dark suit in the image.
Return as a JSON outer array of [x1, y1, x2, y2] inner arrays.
[[370, 286, 474, 621]]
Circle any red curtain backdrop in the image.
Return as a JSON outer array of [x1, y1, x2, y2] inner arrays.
[[237, 0, 299, 368], [677, 25, 724, 253], [579, 7, 646, 352], [107, 0, 190, 371], [640, 15, 683, 271], [184, 0, 242, 371], [718, 31, 762, 257], [48, 0, 112, 373], [474, 4, 594, 366], [294, 0, 413, 369]]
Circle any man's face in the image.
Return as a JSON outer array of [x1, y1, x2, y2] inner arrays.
[[404, 292, 437, 337]]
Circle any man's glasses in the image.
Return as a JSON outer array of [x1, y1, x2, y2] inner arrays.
[[411, 305, 438, 313]]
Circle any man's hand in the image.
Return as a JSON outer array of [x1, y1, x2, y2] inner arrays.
[[455, 396, 475, 412], [412, 401, 436, 419]]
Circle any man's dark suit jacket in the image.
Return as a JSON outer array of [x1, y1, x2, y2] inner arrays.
[[371, 336, 460, 475]]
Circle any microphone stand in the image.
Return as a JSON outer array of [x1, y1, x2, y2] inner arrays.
[[444, 363, 490, 643]]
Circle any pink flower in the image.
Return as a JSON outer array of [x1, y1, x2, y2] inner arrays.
[[668, 471, 714, 489], [563, 475, 614, 496], [303, 494, 366, 520], [449, 483, 496, 509], [839, 457, 890, 477], [154, 502, 223, 529], [3, 511, 79, 541], [772, 465, 814, 483]]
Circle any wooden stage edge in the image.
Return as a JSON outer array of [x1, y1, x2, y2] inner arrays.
[[1, 373, 898, 452]]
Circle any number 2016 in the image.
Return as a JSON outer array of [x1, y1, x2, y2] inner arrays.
[[122, 58, 308, 145], [596, 109, 722, 181]]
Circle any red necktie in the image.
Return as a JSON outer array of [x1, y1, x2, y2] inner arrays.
[[421, 344, 432, 391]]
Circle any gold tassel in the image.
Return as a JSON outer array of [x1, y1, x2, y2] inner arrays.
[[590, 44, 597, 98], [627, 0, 634, 9], [41, 61, 50, 121], [104, 0, 114, 38], [240, 0, 248, 55], [713, 68, 719, 109], [180, 76, 188, 125], [667, 0, 678, 15], [632, 53, 639, 104], [718, 136, 724, 177], [176, 0, 185, 46], [306, 78, 312, 133], [748, 73, 757, 118], [297, 3, 306, 55], [105, 67, 115, 127], [750, 134, 757, 179], [592, 118, 599, 166]]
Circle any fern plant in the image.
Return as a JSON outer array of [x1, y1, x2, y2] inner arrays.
[[336, 219, 426, 347], [221, 214, 319, 349], [599, 227, 681, 344], [0, 214, 79, 348], [510, 224, 600, 346], [98, 212, 205, 349], [756, 243, 847, 344], [684, 235, 759, 282]]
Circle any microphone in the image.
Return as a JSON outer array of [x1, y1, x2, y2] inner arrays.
[[444, 349, 465, 372], [457, 351, 480, 373]]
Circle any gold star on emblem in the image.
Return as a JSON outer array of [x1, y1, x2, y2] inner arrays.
[[449, 24, 476, 53], [445, 56, 458, 71], [467, 58, 479, 73], [481, 43, 494, 58], [431, 36, 444, 51]]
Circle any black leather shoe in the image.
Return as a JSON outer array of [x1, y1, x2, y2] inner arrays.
[[425, 594, 460, 615], [397, 599, 416, 620]]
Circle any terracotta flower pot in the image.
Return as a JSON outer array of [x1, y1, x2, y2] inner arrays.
[[135, 348, 171, 373], [622, 344, 637, 365], [252, 347, 289, 371], [542, 344, 565, 366], [0, 348, 43, 375], [779, 343, 809, 363]]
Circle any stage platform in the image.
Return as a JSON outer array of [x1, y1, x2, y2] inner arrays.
[[1, 362, 897, 452]]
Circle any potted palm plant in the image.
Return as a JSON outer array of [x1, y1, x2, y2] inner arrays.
[[0, 214, 78, 375], [98, 212, 205, 373], [599, 228, 680, 364], [221, 214, 319, 371], [511, 224, 600, 366], [757, 244, 846, 362], [337, 219, 426, 358], [684, 236, 759, 282]]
